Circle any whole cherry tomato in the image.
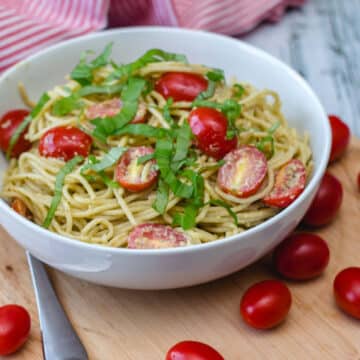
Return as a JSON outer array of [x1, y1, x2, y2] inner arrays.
[[273, 233, 330, 280], [328, 115, 350, 163], [155, 72, 208, 102], [240, 280, 292, 329], [166, 340, 224, 360], [263, 159, 306, 208], [217, 146, 267, 198], [302, 172, 343, 227], [0, 305, 31, 355], [0, 109, 31, 157], [39, 126, 92, 161], [188, 107, 237, 160], [115, 146, 158, 192], [334, 267, 360, 319]]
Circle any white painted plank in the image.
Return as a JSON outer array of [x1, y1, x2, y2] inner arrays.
[[242, 0, 360, 135]]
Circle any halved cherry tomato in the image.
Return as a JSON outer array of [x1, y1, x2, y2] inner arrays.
[[11, 198, 31, 219], [127, 223, 190, 249], [328, 115, 350, 163], [334, 267, 360, 319], [302, 172, 343, 227], [240, 280, 292, 329], [155, 72, 208, 102], [0, 305, 31, 355], [0, 109, 31, 157], [115, 146, 158, 192], [39, 126, 92, 161], [263, 159, 306, 208], [273, 233, 330, 280], [217, 146, 267, 198], [188, 107, 237, 160], [166, 340, 224, 360], [85, 98, 147, 124]]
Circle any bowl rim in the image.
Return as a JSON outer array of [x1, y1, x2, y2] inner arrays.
[[0, 26, 331, 255]]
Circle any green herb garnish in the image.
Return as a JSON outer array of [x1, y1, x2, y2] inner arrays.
[[71, 43, 113, 85], [91, 77, 146, 142], [152, 178, 169, 214], [208, 199, 238, 226], [43, 155, 84, 228], [256, 121, 281, 159], [233, 83, 245, 99], [195, 69, 225, 101]]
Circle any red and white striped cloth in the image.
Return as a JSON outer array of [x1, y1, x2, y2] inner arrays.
[[0, 0, 305, 72]]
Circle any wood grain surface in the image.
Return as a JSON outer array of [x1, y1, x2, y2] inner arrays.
[[0, 139, 359, 360], [244, 0, 360, 136]]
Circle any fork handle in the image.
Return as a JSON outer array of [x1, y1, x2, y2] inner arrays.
[[27, 252, 88, 360]]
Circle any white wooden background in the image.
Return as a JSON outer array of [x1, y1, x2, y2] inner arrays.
[[244, 0, 360, 135]]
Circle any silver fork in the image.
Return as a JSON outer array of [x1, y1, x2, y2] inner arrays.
[[27, 252, 88, 360]]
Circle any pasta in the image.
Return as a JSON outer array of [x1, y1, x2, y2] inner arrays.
[[1, 46, 312, 248]]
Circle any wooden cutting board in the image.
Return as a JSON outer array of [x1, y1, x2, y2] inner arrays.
[[2, 139, 360, 360]]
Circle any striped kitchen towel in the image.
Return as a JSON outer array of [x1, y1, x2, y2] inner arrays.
[[0, 0, 305, 72]]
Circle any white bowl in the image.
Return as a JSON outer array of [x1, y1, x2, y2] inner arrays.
[[0, 27, 330, 289]]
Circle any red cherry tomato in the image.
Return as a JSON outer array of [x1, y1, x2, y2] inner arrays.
[[273, 233, 330, 280], [85, 98, 146, 124], [302, 172, 343, 227], [0, 109, 31, 157], [263, 159, 306, 208], [115, 146, 158, 192], [0, 305, 31, 355], [328, 115, 350, 163], [217, 145, 267, 198], [127, 223, 190, 249], [240, 280, 292, 329], [334, 267, 360, 319], [155, 72, 208, 102], [188, 107, 237, 160], [39, 126, 92, 161], [166, 340, 224, 360]]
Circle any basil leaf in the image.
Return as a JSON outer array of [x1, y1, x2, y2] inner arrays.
[[91, 77, 146, 141], [233, 83, 245, 99], [152, 178, 169, 214], [77, 83, 123, 97], [137, 153, 154, 165], [52, 94, 83, 116], [256, 121, 280, 159], [43, 155, 84, 228], [106, 48, 188, 82], [195, 70, 224, 101], [81, 147, 127, 173], [7, 92, 50, 159], [114, 124, 170, 139], [172, 122, 192, 167], [71, 43, 113, 85], [173, 203, 197, 230], [208, 199, 238, 226], [163, 98, 175, 127]]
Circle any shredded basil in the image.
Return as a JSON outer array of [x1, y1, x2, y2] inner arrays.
[[114, 124, 170, 139], [173, 203, 198, 230], [256, 121, 281, 159], [91, 77, 146, 142], [52, 94, 83, 116], [171, 123, 192, 170], [195, 69, 225, 101], [106, 48, 188, 83], [207, 199, 238, 226], [233, 83, 245, 99], [77, 83, 123, 97], [43, 155, 84, 228], [163, 98, 175, 127], [7, 92, 50, 159], [152, 178, 169, 214], [71, 43, 113, 85], [137, 153, 155, 165]]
